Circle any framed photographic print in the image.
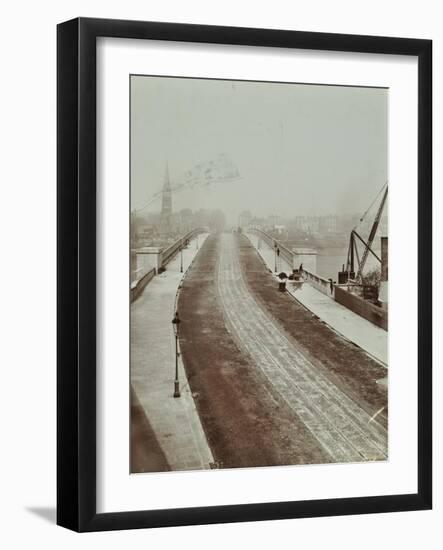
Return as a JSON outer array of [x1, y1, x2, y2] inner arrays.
[[57, 17, 432, 532]]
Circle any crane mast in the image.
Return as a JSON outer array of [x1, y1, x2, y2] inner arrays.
[[355, 186, 388, 283]]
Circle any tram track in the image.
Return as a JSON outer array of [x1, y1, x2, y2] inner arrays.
[[216, 233, 387, 463]]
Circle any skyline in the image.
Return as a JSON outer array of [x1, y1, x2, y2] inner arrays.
[[131, 76, 387, 225]]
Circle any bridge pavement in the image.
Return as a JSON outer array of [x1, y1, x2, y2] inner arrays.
[[130, 233, 214, 472], [246, 232, 388, 366]]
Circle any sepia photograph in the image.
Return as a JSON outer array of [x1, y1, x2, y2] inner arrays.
[[130, 75, 388, 474]]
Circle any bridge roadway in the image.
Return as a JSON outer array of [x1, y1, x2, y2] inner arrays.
[[216, 233, 387, 462]]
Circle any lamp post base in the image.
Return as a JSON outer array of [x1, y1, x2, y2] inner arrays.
[[173, 380, 181, 398]]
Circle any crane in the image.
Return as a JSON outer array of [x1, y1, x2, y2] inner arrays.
[[341, 182, 388, 284]]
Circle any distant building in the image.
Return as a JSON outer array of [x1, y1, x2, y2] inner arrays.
[[294, 216, 319, 234], [159, 163, 173, 237], [319, 215, 338, 234]]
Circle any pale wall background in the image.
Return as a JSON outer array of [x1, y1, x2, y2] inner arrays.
[[0, 1, 440, 548]]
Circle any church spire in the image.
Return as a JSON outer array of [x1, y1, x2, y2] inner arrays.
[[164, 161, 170, 189]]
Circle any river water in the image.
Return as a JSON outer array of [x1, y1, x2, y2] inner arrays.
[[316, 247, 381, 280], [316, 248, 347, 280]]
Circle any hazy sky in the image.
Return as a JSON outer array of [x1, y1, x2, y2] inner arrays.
[[131, 76, 387, 224]]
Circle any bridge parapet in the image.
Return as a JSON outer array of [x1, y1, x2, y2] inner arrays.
[[248, 228, 294, 268], [160, 228, 205, 268], [131, 268, 156, 303], [131, 228, 206, 299], [301, 269, 334, 296]]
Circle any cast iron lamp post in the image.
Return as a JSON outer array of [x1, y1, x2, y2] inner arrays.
[[172, 311, 181, 398], [274, 242, 278, 273]]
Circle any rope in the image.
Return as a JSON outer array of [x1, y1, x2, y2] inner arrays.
[[354, 180, 388, 229]]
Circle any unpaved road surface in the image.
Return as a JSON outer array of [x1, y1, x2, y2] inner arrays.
[[178, 232, 387, 468]]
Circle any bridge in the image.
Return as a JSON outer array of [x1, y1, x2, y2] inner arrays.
[[130, 228, 388, 472]]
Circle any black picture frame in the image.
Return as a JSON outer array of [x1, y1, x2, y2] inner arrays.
[[57, 17, 432, 532]]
